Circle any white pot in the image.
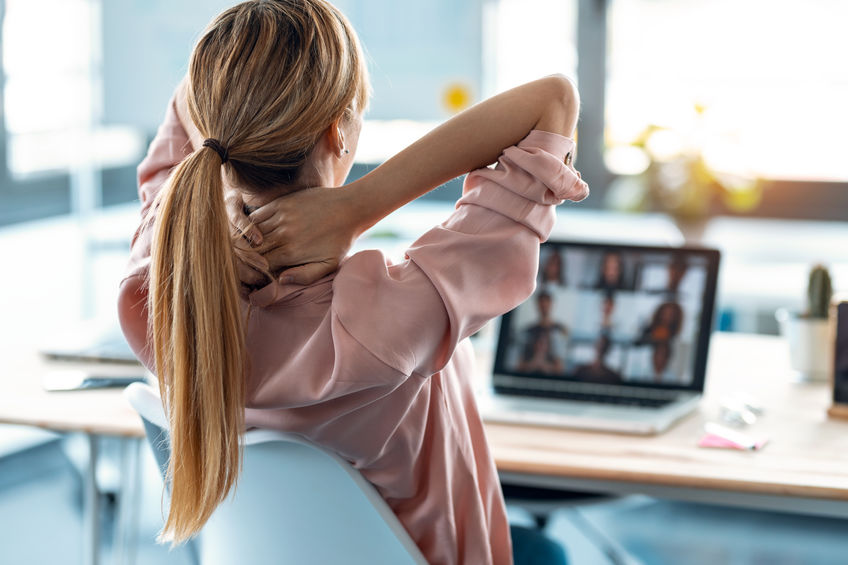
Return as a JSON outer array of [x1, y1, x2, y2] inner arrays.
[[776, 308, 833, 382]]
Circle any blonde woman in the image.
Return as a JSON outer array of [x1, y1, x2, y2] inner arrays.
[[118, 1, 588, 563]]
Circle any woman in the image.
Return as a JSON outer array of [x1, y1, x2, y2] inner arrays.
[[118, 1, 588, 563], [518, 328, 565, 375], [637, 302, 685, 345], [540, 249, 566, 286], [595, 251, 625, 291]]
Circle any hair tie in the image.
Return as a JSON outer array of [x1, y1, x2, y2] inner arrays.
[[202, 138, 229, 164]]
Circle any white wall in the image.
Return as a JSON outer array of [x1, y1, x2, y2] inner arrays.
[[102, 0, 484, 131], [101, 0, 235, 132]]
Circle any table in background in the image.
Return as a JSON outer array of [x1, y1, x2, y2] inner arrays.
[[487, 332, 848, 518], [2, 332, 848, 565], [0, 346, 145, 565]]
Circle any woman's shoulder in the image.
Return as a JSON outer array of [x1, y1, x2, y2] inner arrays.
[[331, 248, 450, 377]]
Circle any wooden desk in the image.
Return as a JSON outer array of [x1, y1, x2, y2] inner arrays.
[[0, 346, 145, 438], [488, 333, 848, 518], [2, 332, 847, 551], [0, 346, 145, 565]]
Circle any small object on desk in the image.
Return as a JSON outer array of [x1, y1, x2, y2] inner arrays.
[[699, 422, 768, 451], [736, 393, 764, 416], [42, 369, 146, 392], [719, 394, 763, 427]]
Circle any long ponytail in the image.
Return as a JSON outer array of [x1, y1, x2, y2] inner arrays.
[[146, 0, 370, 544], [149, 146, 245, 543]]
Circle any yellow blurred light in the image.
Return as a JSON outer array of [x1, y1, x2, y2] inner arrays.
[[442, 83, 473, 114]]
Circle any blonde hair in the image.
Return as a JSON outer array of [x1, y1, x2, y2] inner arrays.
[[148, 0, 369, 544]]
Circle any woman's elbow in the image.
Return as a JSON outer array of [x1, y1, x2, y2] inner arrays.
[[536, 75, 580, 137], [117, 277, 150, 364]]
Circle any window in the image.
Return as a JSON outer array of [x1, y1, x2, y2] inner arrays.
[[1, 0, 144, 225], [351, 0, 580, 193], [485, 0, 578, 94], [4, 0, 100, 177], [606, 0, 848, 182]]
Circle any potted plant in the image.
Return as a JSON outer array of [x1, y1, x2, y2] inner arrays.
[[777, 265, 834, 381]]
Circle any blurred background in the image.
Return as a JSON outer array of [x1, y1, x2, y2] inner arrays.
[[0, 1, 847, 563], [1, 0, 846, 347]]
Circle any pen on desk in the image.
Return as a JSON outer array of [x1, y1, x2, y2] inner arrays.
[[703, 422, 757, 450]]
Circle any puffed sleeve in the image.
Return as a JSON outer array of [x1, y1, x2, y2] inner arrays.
[[332, 130, 588, 378]]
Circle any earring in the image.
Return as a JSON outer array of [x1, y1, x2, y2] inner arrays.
[[340, 148, 349, 156]]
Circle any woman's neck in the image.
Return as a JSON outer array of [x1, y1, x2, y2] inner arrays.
[[240, 168, 328, 210]]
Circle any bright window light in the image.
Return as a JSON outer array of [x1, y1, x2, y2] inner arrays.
[[1, 0, 143, 178], [487, 0, 578, 93], [607, 0, 848, 181]]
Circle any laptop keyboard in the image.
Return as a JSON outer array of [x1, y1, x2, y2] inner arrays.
[[493, 375, 679, 409], [495, 385, 673, 408]]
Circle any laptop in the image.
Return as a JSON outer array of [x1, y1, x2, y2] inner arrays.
[[479, 240, 721, 435], [39, 322, 147, 390], [40, 322, 139, 365]]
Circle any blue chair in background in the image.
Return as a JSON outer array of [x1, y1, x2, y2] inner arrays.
[[124, 382, 427, 565]]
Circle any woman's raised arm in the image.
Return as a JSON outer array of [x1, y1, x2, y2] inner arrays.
[[251, 75, 582, 283], [349, 74, 580, 229]]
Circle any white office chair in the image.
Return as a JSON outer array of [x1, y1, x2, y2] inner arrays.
[[124, 382, 427, 565]]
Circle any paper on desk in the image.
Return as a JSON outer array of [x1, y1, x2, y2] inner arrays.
[[698, 434, 768, 450], [698, 423, 769, 451]]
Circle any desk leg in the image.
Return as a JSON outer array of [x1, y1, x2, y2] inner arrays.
[[115, 437, 142, 565], [83, 433, 100, 565]]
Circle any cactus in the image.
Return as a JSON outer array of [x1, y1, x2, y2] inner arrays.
[[807, 264, 833, 319]]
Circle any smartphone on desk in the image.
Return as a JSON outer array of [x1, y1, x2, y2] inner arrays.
[[42, 369, 147, 392]]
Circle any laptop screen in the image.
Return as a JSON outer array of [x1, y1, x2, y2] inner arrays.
[[493, 241, 720, 393]]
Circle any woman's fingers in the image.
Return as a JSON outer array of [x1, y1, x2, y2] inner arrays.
[[233, 241, 271, 287], [262, 245, 295, 273], [247, 201, 282, 225], [225, 189, 263, 246], [244, 187, 354, 283], [233, 219, 263, 247], [237, 261, 268, 287]]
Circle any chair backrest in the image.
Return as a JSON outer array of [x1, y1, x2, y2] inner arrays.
[[124, 382, 427, 565]]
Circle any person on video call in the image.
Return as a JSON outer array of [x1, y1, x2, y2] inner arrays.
[[666, 256, 688, 294], [600, 292, 616, 332], [540, 248, 566, 286], [517, 291, 568, 372], [651, 340, 677, 383], [594, 251, 626, 292], [518, 290, 568, 367], [636, 301, 684, 345], [574, 334, 622, 384], [643, 255, 689, 297], [517, 328, 565, 374]]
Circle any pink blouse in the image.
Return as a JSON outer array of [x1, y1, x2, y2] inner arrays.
[[118, 97, 588, 565]]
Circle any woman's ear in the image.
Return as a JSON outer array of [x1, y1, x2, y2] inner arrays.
[[326, 117, 347, 158]]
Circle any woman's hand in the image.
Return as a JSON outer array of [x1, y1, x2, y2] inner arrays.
[[224, 186, 271, 288], [232, 236, 271, 289], [249, 186, 364, 285]]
